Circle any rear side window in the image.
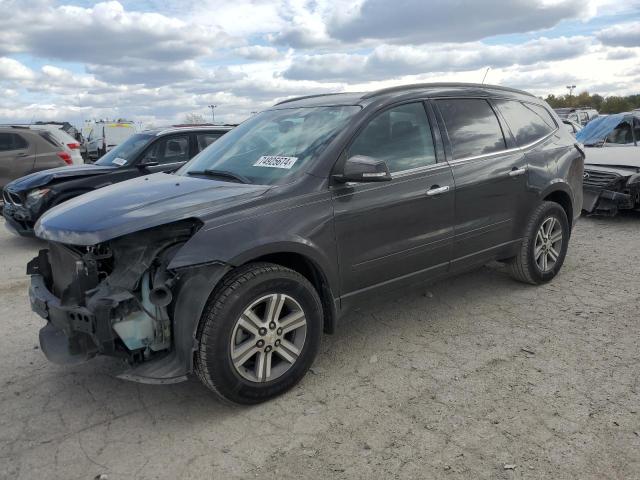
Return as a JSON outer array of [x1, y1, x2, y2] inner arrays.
[[142, 135, 190, 164], [0, 132, 28, 152], [347, 102, 436, 173], [436, 99, 506, 160], [494, 100, 557, 146], [197, 133, 223, 152], [38, 131, 61, 148]]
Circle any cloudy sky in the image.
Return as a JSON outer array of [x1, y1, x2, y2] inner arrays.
[[0, 0, 639, 127]]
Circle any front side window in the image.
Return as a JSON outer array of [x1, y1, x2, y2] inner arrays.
[[495, 100, 556, 146], [95, 133, 154, 166], [436, 99, 506, 160], [179, 106, 360, 185], [347, 102, 436, 173]]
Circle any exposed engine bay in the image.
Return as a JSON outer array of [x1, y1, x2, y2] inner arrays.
[[27, 220, 213, 379]]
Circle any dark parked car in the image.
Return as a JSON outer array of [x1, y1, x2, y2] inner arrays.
[[28, 83, 583, 404], [0, 126, 72, 194], [3, 125, 233, 235]]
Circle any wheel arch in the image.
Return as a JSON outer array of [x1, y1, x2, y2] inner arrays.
[[235, 249, 339, 334], [541, 184, 574, 228]]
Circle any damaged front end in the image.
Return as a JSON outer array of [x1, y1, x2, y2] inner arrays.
[[583, 170, 640, 216], [28, 219, 226, 383], [2, 187, 49, 236]]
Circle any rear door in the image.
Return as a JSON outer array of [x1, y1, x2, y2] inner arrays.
[[433, 97, 528, 270], [0, 132, 36, 188], [332, 101, 455, 301]]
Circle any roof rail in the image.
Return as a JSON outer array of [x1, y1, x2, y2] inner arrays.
[[361, 82, 536, 99], [274, 93, 352, 106], [0, 124, 32, 129]]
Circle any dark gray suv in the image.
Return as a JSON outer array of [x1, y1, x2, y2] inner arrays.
[[28, 83, 584, 404]]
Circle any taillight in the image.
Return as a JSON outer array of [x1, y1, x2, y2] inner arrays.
[[67, 142, 80, 149], [57, 151, 73, 165]]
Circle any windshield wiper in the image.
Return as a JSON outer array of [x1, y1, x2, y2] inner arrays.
[[186, 169, 250, 184]]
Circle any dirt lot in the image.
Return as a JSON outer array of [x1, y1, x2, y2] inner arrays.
[[0, 214, 638, 480]]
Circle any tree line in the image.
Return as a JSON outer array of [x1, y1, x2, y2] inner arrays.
[[544, 92, 640, 114]]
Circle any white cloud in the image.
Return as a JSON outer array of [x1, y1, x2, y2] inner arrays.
[[234, 46, 282, 61], [0, 57, 36, 81], [0, 0, 236, 65], [0, 0, 637, 126], [327, 0, 586, 44], [597, 21, 640, 47], [283, 37, 591, 81]]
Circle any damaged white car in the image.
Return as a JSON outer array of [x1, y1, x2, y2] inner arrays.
[[577, 112, 640, 215]]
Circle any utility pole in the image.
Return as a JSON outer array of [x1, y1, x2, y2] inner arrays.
[[566, 85, 576, 97], [208, 104, 217, 124]]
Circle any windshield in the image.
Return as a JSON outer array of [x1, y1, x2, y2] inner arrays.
[[95, 133, 153, 166], [178, 106, 360, 185]]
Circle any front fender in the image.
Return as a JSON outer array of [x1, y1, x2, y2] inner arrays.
[[167, 193, 340, 295]]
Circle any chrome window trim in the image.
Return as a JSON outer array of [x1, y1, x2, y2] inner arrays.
[[448, 128, 557, 165], [392, 162, 447, 178], [340, 162, 447, 187]]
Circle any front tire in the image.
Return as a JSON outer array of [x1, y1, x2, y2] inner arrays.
[[508, 201, 570, 285], [194, 263, 323, 404]]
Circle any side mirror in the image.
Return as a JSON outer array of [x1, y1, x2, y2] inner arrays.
[[137, 160, 159, 169], [334, 155, 392, 183]]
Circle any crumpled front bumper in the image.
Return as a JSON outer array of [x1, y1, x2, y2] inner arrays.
[[29, 266, 137, 365], [30, 274, 99, 364], [583, 186, 639, 216], [3, 202, 37, 236]]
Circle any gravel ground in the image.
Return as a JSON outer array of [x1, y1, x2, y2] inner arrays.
[[0, 214, 638, 480]]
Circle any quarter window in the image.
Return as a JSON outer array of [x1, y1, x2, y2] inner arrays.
[[436, 99, 506, 160], [494, 100, 557, 146], [347, 102, 436, 173]]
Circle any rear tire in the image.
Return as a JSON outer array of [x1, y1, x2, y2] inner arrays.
[[194, 262, 323, 404], [508, 201, 570, 285]]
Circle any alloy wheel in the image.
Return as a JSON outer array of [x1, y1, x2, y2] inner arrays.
[[534, 216, 563, 273], [230, 293, 307, 383]]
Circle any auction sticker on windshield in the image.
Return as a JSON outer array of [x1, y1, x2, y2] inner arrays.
[[112, 157, 127, 166], [254, 156, 298, 169]]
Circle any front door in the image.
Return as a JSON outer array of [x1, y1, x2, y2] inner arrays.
[[332, 101, 455, 302]]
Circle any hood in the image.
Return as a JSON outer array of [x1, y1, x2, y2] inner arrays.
[[6, 164, 116, 191], [35, 172, 270, 245], [584, 146, 640, 169]]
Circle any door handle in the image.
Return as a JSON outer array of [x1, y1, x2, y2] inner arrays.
[[426, 185, 449, 196], [508, 167, 527, 177], [16, 152, 28, 157]]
